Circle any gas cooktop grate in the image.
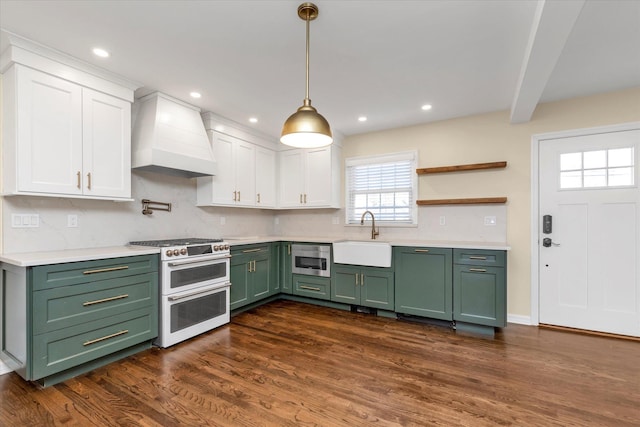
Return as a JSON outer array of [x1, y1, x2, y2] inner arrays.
[[129, 238, 224, 247]]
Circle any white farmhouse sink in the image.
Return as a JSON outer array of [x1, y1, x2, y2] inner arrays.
[[333, 240, 392, 267]]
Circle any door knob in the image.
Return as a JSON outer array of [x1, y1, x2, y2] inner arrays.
[[542, 238, 560, 247]]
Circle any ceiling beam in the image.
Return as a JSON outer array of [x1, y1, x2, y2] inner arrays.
[[510, 0, 585, 123]]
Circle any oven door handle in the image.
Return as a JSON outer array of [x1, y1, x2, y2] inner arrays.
[[167, 255, 231, 267], [168, 282, 231, 301]]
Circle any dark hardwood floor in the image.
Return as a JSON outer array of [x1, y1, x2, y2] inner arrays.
[[1, 300, 639, 426]]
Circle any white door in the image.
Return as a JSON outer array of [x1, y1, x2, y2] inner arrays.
[[255, 147, 276, 207], [279, 149, 304, 207], [16, 65, 83, 195], [304, 147, 332, 206], [234, 139, 256, 207], [83, 88, 131, 198], [539, 128, 640, 337]]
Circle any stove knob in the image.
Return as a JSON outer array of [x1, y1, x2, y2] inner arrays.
[[214, 245, 220, 251], [166, 250, 173, 257], [180, 248, 187, 255], [173, 249, 180, 256], [224, 244, 230, 250]]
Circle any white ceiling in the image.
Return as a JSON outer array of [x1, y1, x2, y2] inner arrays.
[[1, 0, 639, 139]]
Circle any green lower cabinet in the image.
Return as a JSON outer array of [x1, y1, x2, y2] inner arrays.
[[292, 274, 331, 300], [394, 247, 453, 320], [332, 265, 394, 310], [453, 249, 506, 328], [230, 244, 272, 310], [279, 242, 293, 294]]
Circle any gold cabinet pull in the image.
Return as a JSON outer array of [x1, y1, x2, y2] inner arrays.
[[83, 294, 129, 306], [83, 330, 128, 346], [361, 273, 364, 285], [414, 249, 430, 253], [287, 244, 291, 255], [469, 256, 487, 260], [355, 273, 359, 285], [304, 194, 307, 204], [252, 260, 256, 272], [299, 285, 321, 291], [83, 265, 129, 275], [242, 248, 262, 253], [87, 172, 92, 190], [257, 193, 261, 203], [469, 268, 487, 273], [76, 171, 81, 189], [237, 191, 240, 202], [247, 261, 252, 272], [300, 194, 303, 204], [233, 190, 237, 201]]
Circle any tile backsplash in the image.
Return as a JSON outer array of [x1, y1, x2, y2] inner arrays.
[[2, 172, 507, 254]]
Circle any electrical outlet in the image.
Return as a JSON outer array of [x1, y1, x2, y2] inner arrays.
[[67, 214, 78, 228], [484, 216, 497, 226], [439, 216, 446, 226]]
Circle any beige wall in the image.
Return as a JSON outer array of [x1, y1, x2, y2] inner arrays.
[[343, 87, 640, 318]]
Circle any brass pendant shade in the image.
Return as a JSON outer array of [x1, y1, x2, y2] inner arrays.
[[281, 2, 333, 148]]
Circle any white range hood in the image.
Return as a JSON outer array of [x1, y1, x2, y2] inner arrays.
[[131, 92, 217, 178]]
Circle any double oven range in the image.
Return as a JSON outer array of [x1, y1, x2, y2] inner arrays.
[[129, 238, 231, 347]]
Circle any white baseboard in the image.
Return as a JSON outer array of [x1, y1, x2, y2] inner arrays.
[[0, 359, 12, 376], [507, 314, 533, 325]]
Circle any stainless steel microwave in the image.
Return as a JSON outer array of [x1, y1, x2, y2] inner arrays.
[[291, 244, 331, 277]]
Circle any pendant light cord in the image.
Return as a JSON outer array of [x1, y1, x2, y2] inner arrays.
[[305, 10, 311, 102]]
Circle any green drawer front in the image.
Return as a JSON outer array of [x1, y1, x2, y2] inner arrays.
[[453, 249, 505, 267], [32, 307, 157, 380], [33, 272, 158, 334], [232, 244, 270, 256], [32, 255, 158, 291], [292, 274, 330, 301]]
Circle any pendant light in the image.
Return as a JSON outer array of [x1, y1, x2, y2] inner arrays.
[[281, 2, 333, 148]]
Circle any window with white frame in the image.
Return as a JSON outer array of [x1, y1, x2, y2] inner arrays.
[[560, 147, 635, 189], [345, 151, 417, 226]]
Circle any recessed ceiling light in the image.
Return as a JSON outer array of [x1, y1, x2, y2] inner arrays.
[[92, 47, 110, 58], [249, 117, 258, 124], [421, 104, 432, 111], [358, 116, 367, 122], [190, 92, 202, 99]]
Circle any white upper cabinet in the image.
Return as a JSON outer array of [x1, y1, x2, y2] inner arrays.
[[197, 113, 276, 208], [1, 39, 137, 201], [255, 146, 276, 208], [278, 145, 341, 208]]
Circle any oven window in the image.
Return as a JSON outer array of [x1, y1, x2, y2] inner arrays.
[[295, 256, 327, 271], [170, 263, 227, 289], [170, 290, 227, 333]]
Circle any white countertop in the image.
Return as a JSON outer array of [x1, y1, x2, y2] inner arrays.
[[0, 246, 160, 267], [227, 236, 511, 251], [0, 237, 510, 268]]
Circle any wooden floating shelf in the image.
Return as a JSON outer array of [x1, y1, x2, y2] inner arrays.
[[416, 161, 507, 175], [416, 197, 507, 206]]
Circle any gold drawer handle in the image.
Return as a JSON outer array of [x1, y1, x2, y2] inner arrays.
[[242, 248, 262, 253], [83, 294, 129, 306], [414, 249, 429, 253], [469, 268, 487, 273], [83, 266, 129, 275], [83, 330, 128, 346], [299, 285, 321, 291], [469, 256, 488, 260]]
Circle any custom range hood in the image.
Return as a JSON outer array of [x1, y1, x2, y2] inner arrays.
[[132, 92, 216, 178]]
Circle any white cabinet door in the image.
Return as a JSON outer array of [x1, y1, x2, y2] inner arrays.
[[279, 149, 305, 207], [82, 88, 131, 198], [255, 147, 276, 208], [206, 133, 236, 204], [234, 140, 256, 206], [304, 147, 332, 206], [16, 66, 83, 195]]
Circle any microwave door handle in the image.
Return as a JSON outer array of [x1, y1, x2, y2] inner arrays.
[[167, 255, 231, 267]]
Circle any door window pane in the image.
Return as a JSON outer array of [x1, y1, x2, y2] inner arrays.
[[609, 148, 633, 167], [584, 169, 606, 187], [560, 171, 582, 188], [559, 147, 635, 189], [560, 152, 582, 170], [583, 150, 606, 169], [608, 167, 634, 186]]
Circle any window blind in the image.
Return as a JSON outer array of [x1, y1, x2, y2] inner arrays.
[[345, 152, 417, 225]]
